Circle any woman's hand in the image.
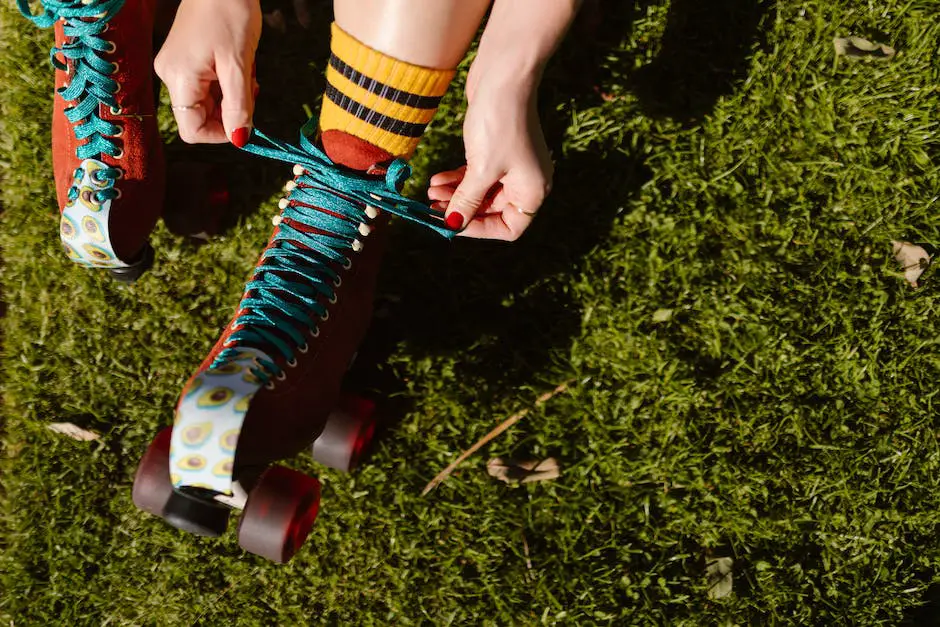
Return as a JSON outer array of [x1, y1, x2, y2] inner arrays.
[[154, 0, 262, 146], [429, 65, 553, 241]]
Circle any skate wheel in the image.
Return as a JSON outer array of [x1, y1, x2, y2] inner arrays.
[[162, 488, 231, 538], [237, 466, 320, 563], [311, 396, 377, 472], [132, 427, 174, 517], [110, 243, 154, 283]]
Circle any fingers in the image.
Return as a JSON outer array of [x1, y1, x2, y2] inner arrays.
[[164, 78, 228, 144], [217, 56, 255, 147], [444, 166, 500, 231], [457, 168, 549, 242]]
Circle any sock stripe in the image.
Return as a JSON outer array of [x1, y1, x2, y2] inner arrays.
[[324, 84, 426, 138], [328, 54, 443, 110]]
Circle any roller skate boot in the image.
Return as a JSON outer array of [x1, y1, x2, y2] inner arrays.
[[18, 0, 165, 282], [133, 120, 455, 562]]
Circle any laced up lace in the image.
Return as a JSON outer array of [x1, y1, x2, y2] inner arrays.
[[214, 119, 455, 385], [18, 0, 125, 198]]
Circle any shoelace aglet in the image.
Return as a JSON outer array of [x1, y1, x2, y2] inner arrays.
[[284, 180, 298, 192], [358, 223, 371, 237], [293, 164, 305, 176], [278, 198, 290, 210], [365, 205, 379, 219]]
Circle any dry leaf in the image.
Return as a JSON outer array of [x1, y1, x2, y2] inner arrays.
[[47, 423, 100, 442], [487, 457, 561, 484], [262, 9, 287, 34], [652, 308, 674, 323], [706, 557, 734, 600], [292, 0, 313, 29], [892, 240, 931, 288], [833, 36, 896, 61]]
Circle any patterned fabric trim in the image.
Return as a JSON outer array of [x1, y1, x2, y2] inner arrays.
[[169, 347, 271, 494], [59, 158, 129, 268]]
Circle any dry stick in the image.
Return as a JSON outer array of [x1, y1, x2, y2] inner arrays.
[[421, 380, 574, 496]]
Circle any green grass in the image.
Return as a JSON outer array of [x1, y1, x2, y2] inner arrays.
[[2, 0, 939, 624]]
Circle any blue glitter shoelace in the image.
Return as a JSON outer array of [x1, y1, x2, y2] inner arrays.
[[213, 119, 455, 384]]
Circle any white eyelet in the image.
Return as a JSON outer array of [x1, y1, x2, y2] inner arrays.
[[297, 343, 309, 354], [112, 126, 124, 138], [328, 293, 338, 304], [105, 42, 117, 53], [114, 188, 123, 200], [276, 371, 287, 381], [265, 381, 275, 390], [320, 310, 329, 322], [287, 358, 298, 368], [110, 105, 122, 115], [309, 327, 320, 338], [111, 62, 119, 74], [113, 169, 123, 179], [113, 82, 121, 94], [113, 148, 124, 159], [333, 276, 342, 288]]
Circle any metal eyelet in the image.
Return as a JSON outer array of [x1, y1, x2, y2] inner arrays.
[[113, 169, 123, 179], [112, 126, 124, 138], [111, 62, 119, 74], [105, 42, 117, 53], [114, 188, 123, 200], [113, 148, 124, 159], [333, 276, 342, 288], [297, 343, 309, 354], [328, 293, 337, 304], [110, 105, 122, 115], [342, 258, 353, 270], [320, 310, 330, 322], [287, 358, 298, 368], [309, 327, 320, 338], [276, 371, 287, 381], [265, 381, 275, 390]]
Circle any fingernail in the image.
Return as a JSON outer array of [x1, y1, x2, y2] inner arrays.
[[445, 212, 463, 230], [231, 126, 252, 148]]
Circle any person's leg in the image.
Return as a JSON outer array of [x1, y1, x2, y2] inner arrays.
[[321, 0, 490, 161], [17, 0, 166, 282], [157, 2, 491, 555]]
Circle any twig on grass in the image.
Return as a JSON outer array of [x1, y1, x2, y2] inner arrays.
[[421, 380, 574, 496]]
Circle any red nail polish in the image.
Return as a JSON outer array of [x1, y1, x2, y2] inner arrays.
[[445, 212, 463, 230], [232, 127, 252, 148]]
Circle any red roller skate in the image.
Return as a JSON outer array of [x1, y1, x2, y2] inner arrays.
[[132, 120, 454, 562], [18, 0, 165, 282]]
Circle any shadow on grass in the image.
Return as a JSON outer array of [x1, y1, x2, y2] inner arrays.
[[155, 0, 771, 435], [354, 0, 771, 417]]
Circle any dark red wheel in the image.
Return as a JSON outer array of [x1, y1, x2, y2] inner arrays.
[[237, 466, 321, 563], [310, 396, 377, 472], [132, 427, 174, 517]]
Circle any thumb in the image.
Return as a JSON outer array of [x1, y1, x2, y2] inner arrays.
[[217, 56, 255, 148], [445, 166, 498, 231]]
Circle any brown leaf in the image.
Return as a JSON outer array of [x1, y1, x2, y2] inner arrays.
[[487, 457, 561, 484], [47, 423, 100, 442], [892, 241, 931, 288], [833, 36, 896, 61], [706, 557, 734, 600], [262, 9, 288, 34]]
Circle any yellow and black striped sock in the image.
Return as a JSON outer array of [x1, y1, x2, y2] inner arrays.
[[319, 23, 455, 158]]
